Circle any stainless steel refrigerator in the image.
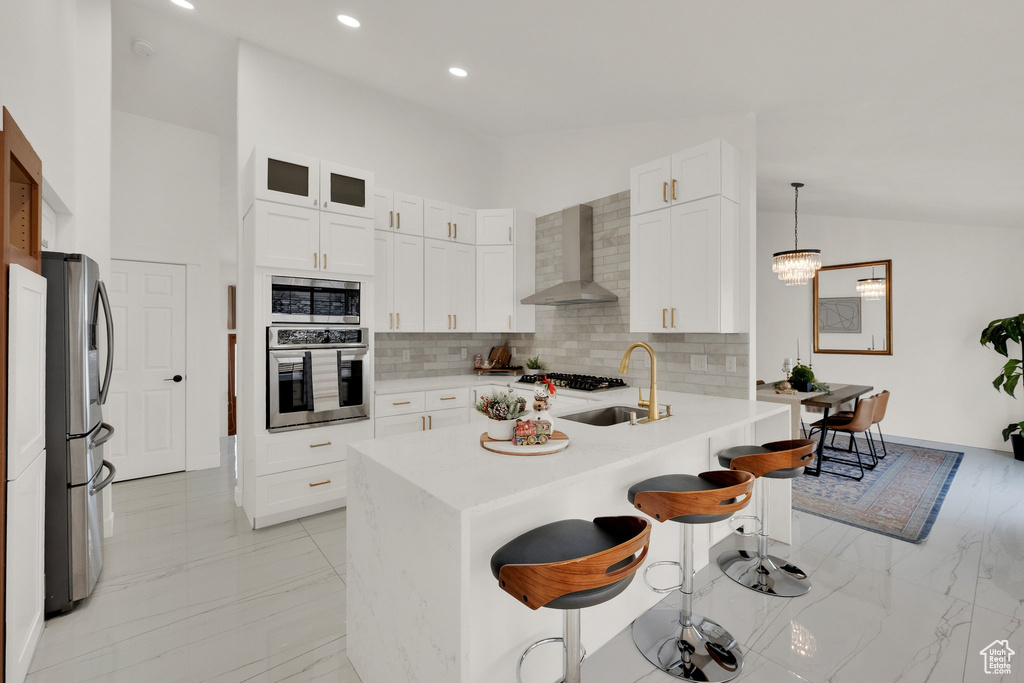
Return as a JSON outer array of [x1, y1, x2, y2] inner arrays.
[[42, 252, 117, 615]]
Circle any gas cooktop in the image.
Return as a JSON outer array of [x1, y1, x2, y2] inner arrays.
[[517, 373, 628, 393]]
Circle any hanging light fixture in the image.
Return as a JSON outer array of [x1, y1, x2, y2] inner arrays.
[[856, 267, 886, 300], [772, 182, 822, 285]]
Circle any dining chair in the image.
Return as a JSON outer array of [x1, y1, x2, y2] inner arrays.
[[807, 396, 877, 481]]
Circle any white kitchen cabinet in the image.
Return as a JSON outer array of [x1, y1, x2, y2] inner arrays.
[[393, 234, 424, 331], [319, 160, 374, 219], [253, 202, 321, 271], [248, 148, 319, 210], [394, 192, 424, 236], [423, 199, 451, 241], [425, 407, 467, 431], [375, 412, 429, 437], [374, 231, 395, 331], [451, 205, 476, 244], [476, 245, 515, 332], [424, 240, 476, 333], [7, 265, 46, 480], [477, 209, 514, 245], [253, 460, 348, 528], [319, 213, 373, 275], [630, 196, 741, 333], [630, 139, 739, 216], [374, 187, 395, 231], [6, 450, 45, 683]]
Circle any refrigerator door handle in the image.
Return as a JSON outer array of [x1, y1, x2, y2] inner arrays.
[[93, 422, 115, 448], [97, 280, 115, 405], [90, 460, 117, 496]]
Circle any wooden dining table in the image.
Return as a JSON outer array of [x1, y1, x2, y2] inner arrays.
[[756, 383, 874, 477]]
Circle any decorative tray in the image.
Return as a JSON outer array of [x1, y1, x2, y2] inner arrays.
[[479, 431, 569, 456]]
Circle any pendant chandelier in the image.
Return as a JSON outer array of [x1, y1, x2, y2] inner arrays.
[[856, 267, 886, 300], [772, 182, 821, 286]]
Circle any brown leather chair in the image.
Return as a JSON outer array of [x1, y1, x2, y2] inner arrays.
[[491, 516, 651, 683], [808, 396, 878, 480], [716, 439, 816, 597], [834, 390, 890, 458], [626, 470, 755, 682]]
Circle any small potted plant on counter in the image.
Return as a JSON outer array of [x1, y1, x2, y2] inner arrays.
[[980, 313, 1024, 461], [789, 364, 815, 393], [476, 386, 530, 441], [525, 355, 546, 376]]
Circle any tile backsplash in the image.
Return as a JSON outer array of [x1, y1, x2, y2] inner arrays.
[[375, 190, 751, 399]]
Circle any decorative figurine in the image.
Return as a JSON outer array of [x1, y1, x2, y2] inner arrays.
[[533, 380, 556, 430], [514, 418, 553, 446]]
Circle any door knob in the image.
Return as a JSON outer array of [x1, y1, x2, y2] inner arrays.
[[165, 375, 183, 383]]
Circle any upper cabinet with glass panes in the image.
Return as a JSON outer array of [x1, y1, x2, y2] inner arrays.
[[243, 148, 374, 220]]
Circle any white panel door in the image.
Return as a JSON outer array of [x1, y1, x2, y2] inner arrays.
[[451, 243, 476, 332], [476, 209, 514, 245], [7, 265, 46, 481], [629, 156, 672, 215], [373, 188, 395, 231], [451, 205, 476, 244], [5, 450, 45, 683], [375, 412, 426, 438], [670, 197, 721, 332], [108, 260, 187, 480], [629, 210, 672, 333], [374, 231, 395, 331], [671, 140, 723, 204], [319, 213, 373, 275], [423, 238, 453, 332], [423, 199, 452, 241], [476, 245, 515, 332], [253, 148, 319, 209], [425, 408, 468, 431], [393, 192, 424, 236], [393, 235, 424, 332], [319, 160, 374, 219], [253, 202, 321, 271]]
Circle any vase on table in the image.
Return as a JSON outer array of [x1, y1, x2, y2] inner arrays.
[[486, 418, 517, 441]]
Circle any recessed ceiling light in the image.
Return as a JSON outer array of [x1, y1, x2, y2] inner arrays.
[[170, 0, 194, 9], [337, 14, 360, 28], [449, 67, 468, 78]]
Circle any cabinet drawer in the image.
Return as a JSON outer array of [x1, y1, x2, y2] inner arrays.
[[375, 412, 427, 438], [255, 462, 347, 520], [424, 387, 469, 411], [262, 435, 345, 477], [375, 391, 425, 417]]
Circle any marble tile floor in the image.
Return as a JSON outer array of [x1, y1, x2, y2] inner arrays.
[[25, 436, 1022, 682]]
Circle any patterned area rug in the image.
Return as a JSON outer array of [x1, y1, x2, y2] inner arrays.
[[792, 438, 963, 543]]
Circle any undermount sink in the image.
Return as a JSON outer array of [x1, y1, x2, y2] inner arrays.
[[560, 405, 649, 427]]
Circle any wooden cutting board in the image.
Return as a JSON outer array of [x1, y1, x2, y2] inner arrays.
[[480, 431, 569, 456]]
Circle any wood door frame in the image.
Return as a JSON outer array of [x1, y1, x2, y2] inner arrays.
[[1, 107, 44, 683], [227, 334, 237, 437]]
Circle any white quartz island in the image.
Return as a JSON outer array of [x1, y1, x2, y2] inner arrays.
[[347, 390, 790, 683]]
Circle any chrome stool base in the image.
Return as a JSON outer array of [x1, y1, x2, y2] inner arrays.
[[717, 549, 811, 597], [632, 605, 744, 682]]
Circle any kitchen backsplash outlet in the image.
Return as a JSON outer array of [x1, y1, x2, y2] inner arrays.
[[374, 189, 751, 399]]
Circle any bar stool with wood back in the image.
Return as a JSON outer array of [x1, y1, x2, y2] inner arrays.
[[716, 439, 816, 597], [490, 515, 652, 683], [808, 396, 878, 480], [626, 470, 756, 682]]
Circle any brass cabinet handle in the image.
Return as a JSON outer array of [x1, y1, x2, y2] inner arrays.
[[421, 416, 426, 431], [662, 308, 667, 329], [440, 396, 456, 401], [392, 400, 411, 406], [453, 313, 457, 329], [389, 312, 393, 329], [309, 441, 332, 448], [671, 308, 676, 328], [454, 223, 458, 239], [314, 252, 318, 268], [663, 181, 668, 202], [671, 178, 677, 200], [389, 210, 394, 228], [322, 253, 327, 269], [397, 212, 401, 230], [309, 480, 331, 487], [397, 312, 400, 328], [448, 314, 452, 329], [448, 221, 452, 238], [508, 314, 512, 330]]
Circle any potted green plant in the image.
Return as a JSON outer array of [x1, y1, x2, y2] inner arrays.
[[790, 364, 815, 393], [476, 386, 530, 441], [525, 355, 546, 376], [980, 314, 1024, 461]]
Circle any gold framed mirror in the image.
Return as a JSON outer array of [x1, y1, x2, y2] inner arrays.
[[813, 259, 892, 355]]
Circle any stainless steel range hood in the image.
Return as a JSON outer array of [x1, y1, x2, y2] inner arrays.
[[521, 204, 618, 306]]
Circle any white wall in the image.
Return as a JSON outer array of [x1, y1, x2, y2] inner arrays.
[[111, 110, 226, 470], [236, 42, 502, 209], [757, 210, 1024, 453]]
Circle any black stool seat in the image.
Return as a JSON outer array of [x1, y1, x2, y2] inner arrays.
[[627, 474, 740, 524], [717, 445, 805, 479], [490, 519, 637, 610]]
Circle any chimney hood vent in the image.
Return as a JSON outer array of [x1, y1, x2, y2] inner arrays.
[[521, 204, 618, 306]]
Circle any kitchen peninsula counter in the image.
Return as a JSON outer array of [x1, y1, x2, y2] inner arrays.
[[347, 391, 789, 683]]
